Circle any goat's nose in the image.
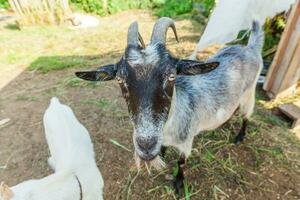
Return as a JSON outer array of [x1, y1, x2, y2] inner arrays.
[[136, 136, 157, 152]]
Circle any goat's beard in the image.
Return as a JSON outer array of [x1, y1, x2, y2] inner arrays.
[[134, 152, 166, 173], [0, 182, 13, 200]]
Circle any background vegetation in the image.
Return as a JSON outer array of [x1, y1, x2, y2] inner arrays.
[[68, 0, 215, 17], [0, 0, 286, 70], [0, 0, 9, 9], [0, 0, 212, 17]]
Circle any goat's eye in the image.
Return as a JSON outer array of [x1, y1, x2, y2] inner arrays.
[[116, 76, 123, 84], [168, 74, 176, 81]]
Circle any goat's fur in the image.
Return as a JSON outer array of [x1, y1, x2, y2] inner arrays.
[[0, 97, 104, 200], [164, 21, 264, 157], [75, 19, 264, 170]]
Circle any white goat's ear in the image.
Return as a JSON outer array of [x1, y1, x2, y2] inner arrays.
[[176, 60, 219, 75], [75, 64, 116, 81], [0, 182, 13, 200]]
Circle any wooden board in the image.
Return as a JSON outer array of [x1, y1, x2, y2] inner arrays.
[[263, 0, 300, 98], [279, 100, 300, 129], [263, 0, 300, 130]]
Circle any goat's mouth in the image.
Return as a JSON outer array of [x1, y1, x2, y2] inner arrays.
[[133, 137, 162, 161], [137, 152, 158, 161]]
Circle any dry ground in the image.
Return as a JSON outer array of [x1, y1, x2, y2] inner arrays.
[[0, 10, 300, 200]]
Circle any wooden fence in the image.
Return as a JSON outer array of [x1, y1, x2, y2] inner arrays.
[[8, 0, 71, 26]]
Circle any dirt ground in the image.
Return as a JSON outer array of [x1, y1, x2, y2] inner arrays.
[[0, 10, 300, 200]]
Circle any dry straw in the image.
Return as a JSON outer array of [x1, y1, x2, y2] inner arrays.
[[8, 0, 71, 27]]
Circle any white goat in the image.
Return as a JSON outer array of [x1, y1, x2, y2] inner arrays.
[[0, 97, 104, 200]]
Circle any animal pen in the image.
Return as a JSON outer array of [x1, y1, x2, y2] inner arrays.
[[263, 0, 300, 130]]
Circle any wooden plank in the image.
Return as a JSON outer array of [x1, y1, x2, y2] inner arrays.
[[273, 17, 300, 96], [277, 39, 300, 97], [279, 100, 300, 129], [293, 118, 300, 129], [263, 0, 300, 92], [270, 31, 299, 95]]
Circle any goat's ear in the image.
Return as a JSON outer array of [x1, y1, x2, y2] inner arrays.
[[176, 60, 220, 75], [75, 64, 116, 81]]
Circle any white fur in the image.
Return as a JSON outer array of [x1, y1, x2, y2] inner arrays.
[[133, 107, 164, 166], [127, 44, 160, 69], [0, 97, 104, 200]]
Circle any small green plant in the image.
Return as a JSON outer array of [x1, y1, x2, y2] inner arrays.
[[155, 0, 193, 17], [0, 0, 9, 9], [70, 0, 162, 16], [263, 13, 286, 52], [70, 0, 204, 18], [71, 0, 108, 16]]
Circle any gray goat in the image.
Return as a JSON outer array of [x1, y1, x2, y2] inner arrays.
[[75, 17, 264, 192]]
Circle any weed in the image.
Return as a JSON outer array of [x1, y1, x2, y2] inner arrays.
[[110, 139, 132, 152], [61, 76, 97, 88], [155, 0, 193, 17], [0, 0, 9, 9], [16, 95, 38, 102]]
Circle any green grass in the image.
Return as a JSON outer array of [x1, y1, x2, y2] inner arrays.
[[84, 98, 116, 110], [130, 107, 297, 199], [0, 10, 201, 76], [60, 76, 98, 88], [28, 56, 88, 73], [146, 104, 298, 199], [16, 95, 39, 101], [82, 98, 129, 118], [0, 23, 123, 73]]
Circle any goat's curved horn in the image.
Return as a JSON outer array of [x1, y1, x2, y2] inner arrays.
[[127, 21, 139, 47], [138, 32, 145, 48], [150, 17, 179, 45]]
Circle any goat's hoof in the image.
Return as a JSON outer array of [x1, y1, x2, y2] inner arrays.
[[160, 146, 167, 158], [233, 135, 244, 144], [173, 176, 184, 196]]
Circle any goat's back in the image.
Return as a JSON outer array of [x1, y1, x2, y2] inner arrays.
[[173, 31, 263, 136], [209, 44, 262, 93], [43, 97, 94, 171]]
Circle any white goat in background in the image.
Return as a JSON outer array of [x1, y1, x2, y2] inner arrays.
[[0, 97, 104, 200]]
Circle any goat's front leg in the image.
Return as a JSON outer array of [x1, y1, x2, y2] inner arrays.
[[234, 87, 255, 144], [174, 153, 186, 195], [160, 146, 167, 158], [234, 118, 248, 144]]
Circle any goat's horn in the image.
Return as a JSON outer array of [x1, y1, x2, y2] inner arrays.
[[150, 17, 179, 45], [127, 21, 139, 47], [138, 32, 146, 48]]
